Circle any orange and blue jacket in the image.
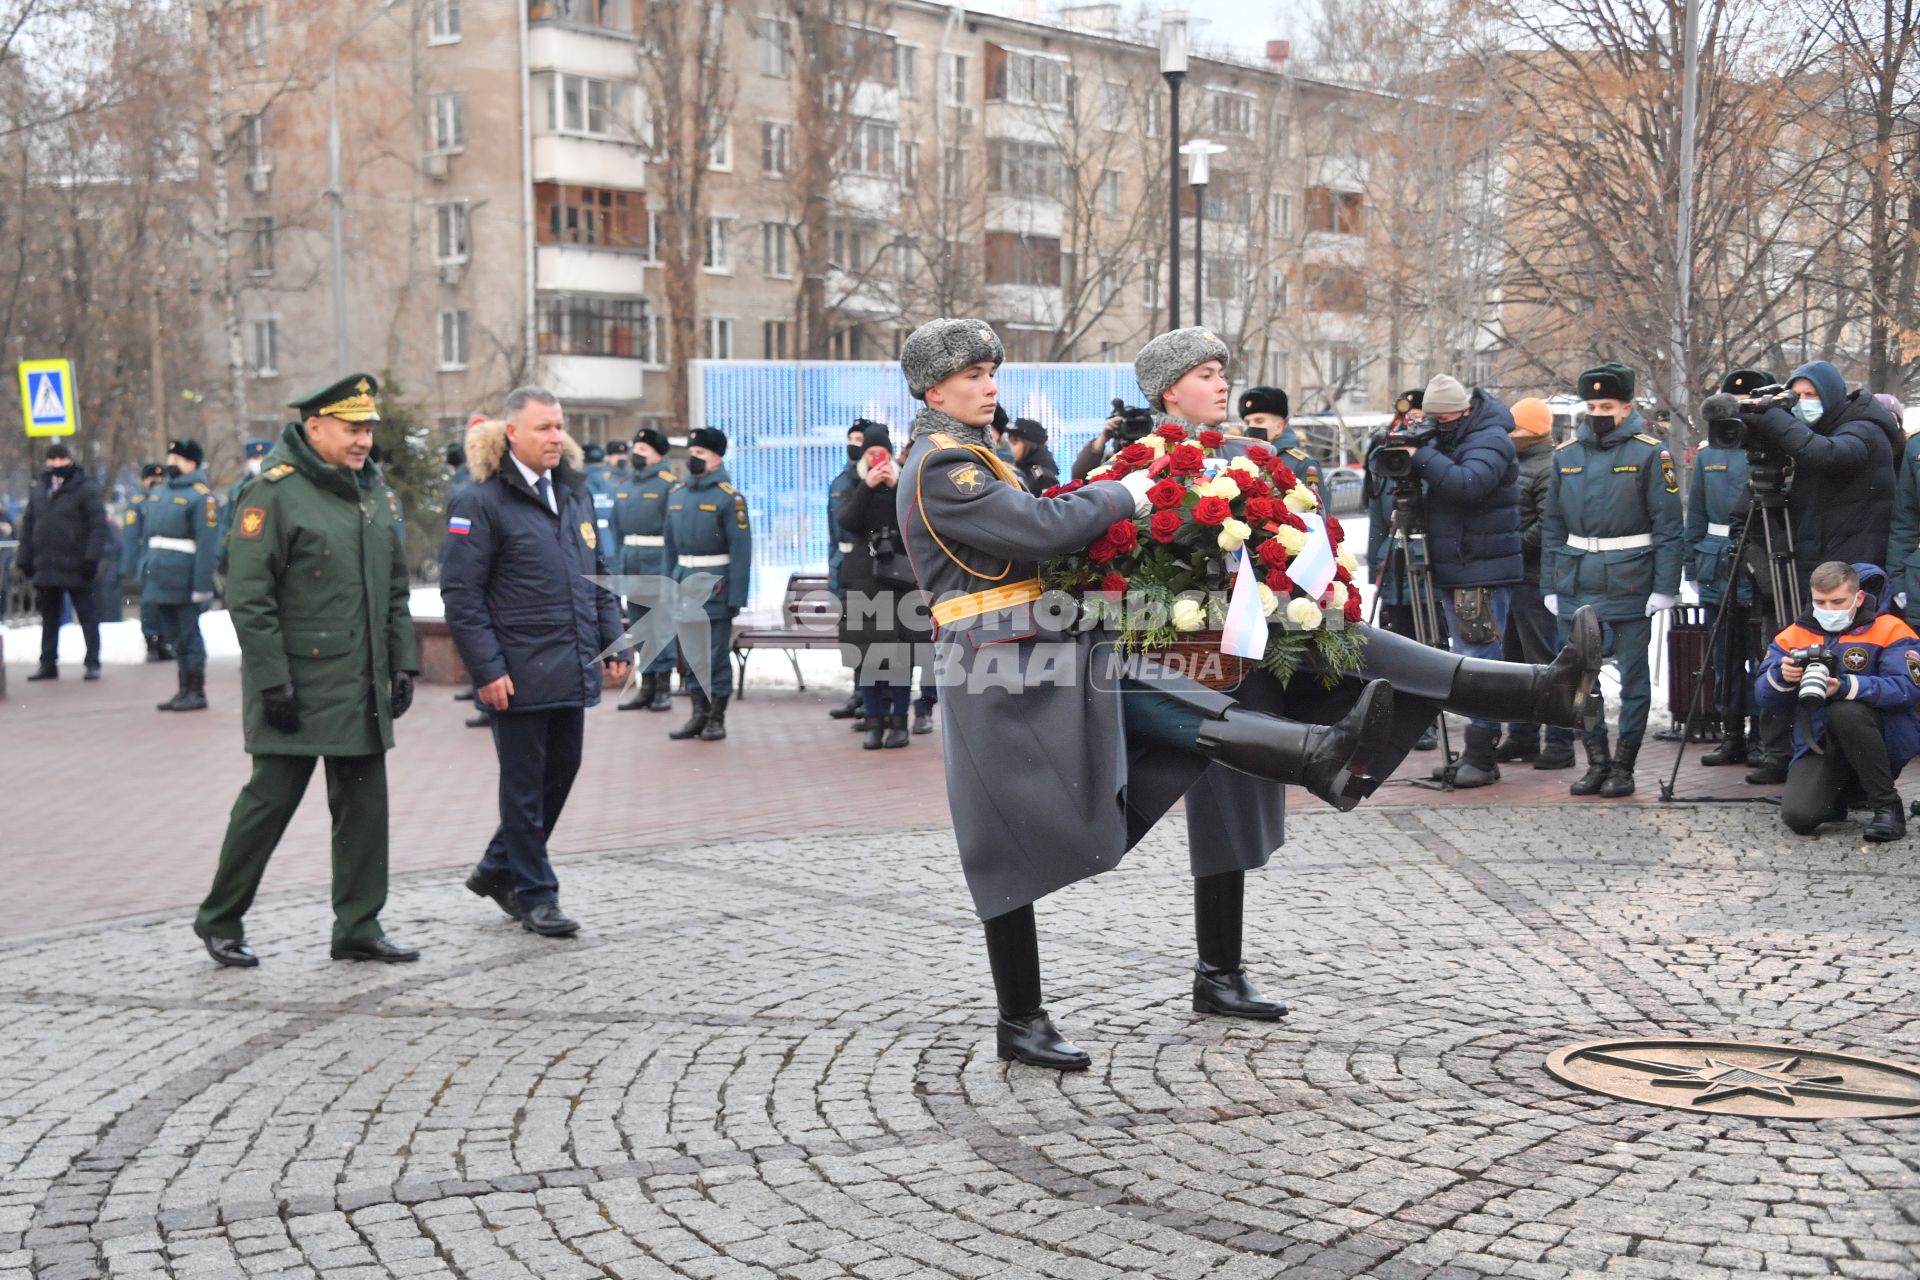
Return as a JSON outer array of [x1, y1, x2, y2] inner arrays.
[[1757, 565, 1920, 767]]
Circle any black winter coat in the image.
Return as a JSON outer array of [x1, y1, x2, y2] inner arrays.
[[1410, 389, 1523, 588], [837, 466, 931, 655], [440, 427, 628, 712], [18, 465, 110, 590]]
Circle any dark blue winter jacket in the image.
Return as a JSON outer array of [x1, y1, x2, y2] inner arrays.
[[1411, 388, 1523, 589]]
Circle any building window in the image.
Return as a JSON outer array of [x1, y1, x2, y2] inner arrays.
[[241, 6, 266, 64], [706, 123, 731, 171], [1271, 271, 1290, 310], [989, 47, 1068, 107], [1264, 348, 1289, 385], [987, 139, 1062, 199], [1100, 169, 1120, 217], [762, 222, 790, 277], [1144, 93, 1164, 138], [535, 73, 629, 140], [434, 201, 470, 264], [243, 216, 273, 275], [984, 232, 1062, 287], [1101, 82, 1125, 130], [429, 0, 460, 44], [705, 316, 733, 359], [641, 210, 661, 263], [1305, 186, 1365, 236], [758, 17, 789, 77], [431, 92, 465, 152], [761, 122, 789, 177], [1098, 340, 1120, 361], [535, 183, 648, 250], [531, 0, 633, 30], [1205, 256, 1239, 300], [1323, 344, 1359, 395], [536, 294, 653, 359], [896, 44, 919, 98], [1305, 265, 1365, 312], [942, 53, 968, 107], [1272, 192, 1293, 238], [942, 146, 966, 199], [241, 112, 269, 174], [844, 118, 897, 177], [1211, 91, 1254, 136], [828, 327, 864, 360], [899, 140, 919, 189], [703, 215, 733, 272], [250, 317, 278, 377], [763, 319, 790, 359], [1001, 327, 1050, 360], [438, 308, 470, 369], [828, 223, 865, 270], [1098, 266, 1121, 305]]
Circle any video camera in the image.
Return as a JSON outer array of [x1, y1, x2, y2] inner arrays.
[[1366, 421, 1437, 480], [1789, 644, 1839, 709], [1702, 386, 1800, 451], [1109, 398, 1157, 444]]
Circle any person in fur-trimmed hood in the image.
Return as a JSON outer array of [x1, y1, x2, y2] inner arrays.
[[441, 387, 631, 940]]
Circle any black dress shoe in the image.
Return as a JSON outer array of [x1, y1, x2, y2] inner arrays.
[[466, 869, 522, 919], [1865, 806, 1907, 843], [521, 901, 580, 937], [1192, 965, 1288, 1019], [83, 665, 102, 681], [330, 936, 421, 962], [26, 665, 56, 681], [466, 712, 491, 729], [1413, 724, 1437, 751], [194, 925, 259, 968], [996, 1009, 1091, 1070]]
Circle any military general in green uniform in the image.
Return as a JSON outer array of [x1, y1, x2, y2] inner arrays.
[[192, 374, 423, 967]]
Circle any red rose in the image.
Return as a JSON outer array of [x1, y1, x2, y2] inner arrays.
[[1256, 539, 1289, 568], [1149, 510, 1183, 543], [1041, 485, 1063, 498], [1334, 564, 1352, 585], [1245, 496, 1276, 523], [1281, 511, 1307, 531], [1268, 460, 1297, 485], [1117, 441, 1154, 467], [1199, 429, 1225, 449], [1155, 423, 1188, 442], [1244, 444, 1273, 464], [1061, 479, 1086, 493], [1105, 458, 1135, 480], [1264, 568, 1293, 594], [1100, 572, 1129, 595], [1088, 536, 1118, 565], [1344, 594, 1364, 623], [1107, 519, 1140, 552], [1238, 477, 1271, 500], [1325, 515, 1345, 544], [1147, 479, 1185, 508], [1193, 496, 1232, 526], [1169, 444, 1206, 475]]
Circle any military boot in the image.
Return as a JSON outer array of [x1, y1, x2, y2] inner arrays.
[[984, 905, 1090, 1071], [1535, 727, 1577, 770], [1451, 724, 1502, 789], [1700, 720, 1747, 766], [1191, 870, 1287, 1020], [1569, 727, 1612, 795], [618, 672, 655, 711], [669, 690, 711, 739], [1600, 736, 1640, 798], [863, 712, 886, 750], [698, 694, 729, 741], [1495, 725, 1540, 762], [648, 675, 673, 711], [155, 670, 187, 711], [881, 714, 909, 748], [172, 670, 209, 712], [828, 691, 863, 719], [1356, 607, 1603, 730], [145, 635, 165, 662], [1195, 679, 1394, 812]]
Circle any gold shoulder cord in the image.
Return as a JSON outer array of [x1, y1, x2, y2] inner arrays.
[[914, 446, 1013, 583]]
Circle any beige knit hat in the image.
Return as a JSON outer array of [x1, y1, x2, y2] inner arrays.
[[1422, 374, 1471, 416]]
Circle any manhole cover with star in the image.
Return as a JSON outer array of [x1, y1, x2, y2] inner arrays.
[[1546, 1038, 1920, 1119]]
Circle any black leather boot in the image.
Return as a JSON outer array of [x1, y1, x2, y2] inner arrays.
[[1570, 727, 1612, 795], [1700, 722, 1746, 765], [698, 694, 729, 740], [1495, 726, 1540, 762], [1865, 806, 1907, 842], [1195, 678, 1394, 812], [828, 691, 863, 719], [1450, 724, 1502, 789], [863, 712, 886, 750], [27, 663, 57, 681], [1414, 720, 1439, 750], [669, 690, 711, 739], [156, 670, 186, 711], [619, 672, 655, 710], [173, 670, 209, 712], [1535, 729, 1576, 770], [1600, 736, 1639, 798], [984, 905, 1090, 1071], [1356, 608, 1603, 730], [882, 714, 909, 748], [648, 675, 673, 711], [145, 635, 165, 662], [1191, 871, 1287, 1020]]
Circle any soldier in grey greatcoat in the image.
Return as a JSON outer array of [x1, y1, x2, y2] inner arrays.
[[896, 318, 1398, 1072]]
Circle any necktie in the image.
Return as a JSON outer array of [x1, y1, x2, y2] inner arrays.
[[535, 474, 552, 513]]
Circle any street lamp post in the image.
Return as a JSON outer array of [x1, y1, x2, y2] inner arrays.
[[1181, 139, 1227, 329], [1160, 12, 1188, 335]]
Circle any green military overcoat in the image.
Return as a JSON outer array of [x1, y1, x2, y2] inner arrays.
[[225, 421, 419, 756]]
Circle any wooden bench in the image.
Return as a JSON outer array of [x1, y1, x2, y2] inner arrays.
[[731, 571, 842, 696]]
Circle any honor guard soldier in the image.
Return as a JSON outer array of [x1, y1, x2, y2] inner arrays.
[[145, 438, 223, 711], [612, 427, 679, 712], [121, 462, 174, 661], [1541, 362, 1685, 797], [1236, 386, 1321, 498], [663, 426, 752, 741], [194, 373, 421, 967], [1687, 368, 1768, 766]]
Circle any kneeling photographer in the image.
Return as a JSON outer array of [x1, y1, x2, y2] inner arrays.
[[1756, 561, 1920, 842]]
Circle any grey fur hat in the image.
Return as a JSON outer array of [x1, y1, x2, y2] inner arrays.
[[1135, 327, 1231, 410], [900, 318, 1004, 400]]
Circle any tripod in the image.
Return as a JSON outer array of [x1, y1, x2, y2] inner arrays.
[[1370, 478, 1457, 788], [1660, 471, 1802, 802]]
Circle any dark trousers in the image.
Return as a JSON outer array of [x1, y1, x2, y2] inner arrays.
[[1506, 581, 1566, 747], [1704, 596, 1756, 719], [197, 753, 389, 944], [681, 609, 734, 697], [1781, 701, 1901, 832], [35, 585, 101, 668], [1572, 615, 1653, 743], [625, 599, 677, 675], [139, 598, 164, 640], [478, 707, 585, 907], [862, 682, 911, 719], [152, 601, 207, 674]]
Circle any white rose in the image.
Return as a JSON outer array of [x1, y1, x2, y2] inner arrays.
[[1088, 465, 1113, 480], [1283, 484, 1319, 513], [1171, 597, 1207, 632], [1144, 434, 1169, 455], [1285, 597, 1324, 631], [1228, 457, 1260, 475], [1258, 584, 1280, 617], [1277, 525, 1309, 555], [1216, 518, 1252, 552], [1330, 581, 1349, 608], [1191, 475, 1234, 500], [1336, 544, 1359, 574]]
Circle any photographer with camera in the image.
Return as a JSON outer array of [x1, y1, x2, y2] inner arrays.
[[1542, 362, 1685, 798], [1071, 399, 1156, 481], [1365, 387, 1443, 751], [1685, 369, 1769, 765], [1756, 561, 1920, 841]]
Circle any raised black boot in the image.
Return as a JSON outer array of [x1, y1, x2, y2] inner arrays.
[[698, 694, 729, 740], [1195, 679, 1395, 812], [1355, 606, 1603, 730], [619, 672, 655, 710], [985, 904, 1089, 1071], [1600, 736, 1639, 798], [1450, 724, 1502, 789], [1570, 726, 1612, 796], [1191, 870, 1287, 1020], [648, 674, 673, 711], [172, 670, 209, 712], [668, 689, 711, 739], [155, 670, 187, 711], [1701, 720, 1747, 766]]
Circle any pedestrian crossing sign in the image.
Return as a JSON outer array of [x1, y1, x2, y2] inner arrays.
[[18, 358, 78, 438]]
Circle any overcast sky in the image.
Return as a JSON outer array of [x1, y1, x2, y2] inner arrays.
[[959, 0, 1327, 62]]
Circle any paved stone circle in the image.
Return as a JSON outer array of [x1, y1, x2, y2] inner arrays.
[[4, 804, 1919, 1279]]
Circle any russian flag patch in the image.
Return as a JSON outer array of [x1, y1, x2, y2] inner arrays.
[[448, 516, 472, 536]]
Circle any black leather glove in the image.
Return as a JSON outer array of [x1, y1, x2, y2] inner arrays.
[[261, 682, 301, 734], [390, 671, 414, 720]]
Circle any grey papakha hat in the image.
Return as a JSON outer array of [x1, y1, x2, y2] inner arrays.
[[1134, 327, 1231, 410], [900, 318, 1005, 400]]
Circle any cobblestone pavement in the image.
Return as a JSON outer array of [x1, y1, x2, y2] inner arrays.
[[5, 804, 1918, 1278]]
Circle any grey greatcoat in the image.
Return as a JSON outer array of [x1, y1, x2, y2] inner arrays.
[[897, 407, 1212, 918]]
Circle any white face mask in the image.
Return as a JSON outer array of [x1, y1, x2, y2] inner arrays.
[[1796, 399, 1823, 423], [1812, 605, 1855, 632]]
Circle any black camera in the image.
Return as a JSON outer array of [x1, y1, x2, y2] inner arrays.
[[1366, 423, 1436, 480], [1110, 398, 1156, 443], [1790, 644, 1838, 708], [1703, 387, 1800, 450]]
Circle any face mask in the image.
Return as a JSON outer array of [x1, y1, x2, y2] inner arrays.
[[1587, 414, 1615, 435], [164, 464, 183, 479], [687, 456, 709, 476], [1813, 606, 1854, 632], [1245, 426, 1268, 441], [847, 443, 863, 463], [1797, 399, 1822, 423]]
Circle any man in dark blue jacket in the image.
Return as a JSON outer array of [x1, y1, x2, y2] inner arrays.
[[18, 442, 111, 681], [663, 426, 753, 742], [441, 389, 631, 938], [1408, 374, 1523, 787]]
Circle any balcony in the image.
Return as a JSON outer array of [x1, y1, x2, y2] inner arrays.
[[528, 23, 637, 78], [984, 193, 1063, 239], [532, 133, 644, 185], [983, 283, 1063, 328], [536, 245, 649, 295], [540, 354, 645, 404]]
